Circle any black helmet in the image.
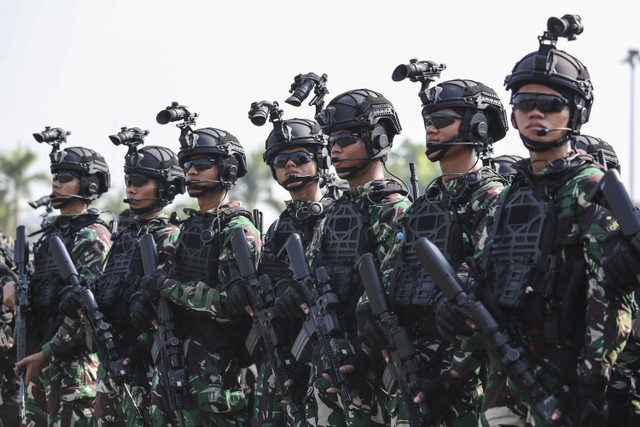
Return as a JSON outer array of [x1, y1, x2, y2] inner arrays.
[[573, 134, 620, 172], [315, 88, 401, 160], [263, 118, 330, 190], [124, 145, 186, 205], [504, 46, 593, 132], [50, 146, 110, 200], [422, 79, 508, 145], [178, 127, 247, 189]]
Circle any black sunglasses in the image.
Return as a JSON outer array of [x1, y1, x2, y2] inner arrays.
[[328, 132, 360, 149], [271, 151, 315, 168], [52, 171, 79, 183], [511, 93, 569, 114], [423, 112, 463, 129], [182, 157, 216, 173], [125, 174, 150, 187]]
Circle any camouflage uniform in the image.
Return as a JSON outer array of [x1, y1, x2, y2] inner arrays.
[[380, 167, 505, 426], [90, 215, 179, 427], [252, 197, 337, 427], [0, 229, 18, 427], [150, 202, 260, 426], [305, 179, 411, 427], [29, 211, 112, 427], [455, 155, 633, 426]]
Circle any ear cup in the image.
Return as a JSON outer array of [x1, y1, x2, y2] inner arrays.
[[371, 124, 389, 150], [220, 157, 238, 188], [510, 111, 519, 130], [470, 112, 488, 139], [165, 184, 177, 200]]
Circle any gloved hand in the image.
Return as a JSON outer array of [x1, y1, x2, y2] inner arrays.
[[419, 370, 464, 416], [275, 279, 306, 319], [140, 270, 167, 304], [434, 294, 471, 343], [58, 285, 81, 318], [111, 341, 147, 383], [554, 375, 608, 427], [221, 278, 250, 319], [356, 303, 387, 353], [129, 292, 156, 332], [600, 231, 640, 295]]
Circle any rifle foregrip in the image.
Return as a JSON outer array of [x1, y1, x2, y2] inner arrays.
[[414, 237, 463, 301], [356, 253, 390, 315], [284, 234, 311, 280], [230, 228, 256, 277], [49, 235, 80, 284], [139, 233, 159, 275]]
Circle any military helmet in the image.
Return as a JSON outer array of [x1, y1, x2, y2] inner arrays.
[[422, 79, 509, 144], [504, 48, 593, 131], [124, 145, 185, 204], [315, 88, 401, 159], [573, 134, 620, 171], [263, 118, 329, 169], [178, 127, 247, 189], [50, 146, 110, 200]]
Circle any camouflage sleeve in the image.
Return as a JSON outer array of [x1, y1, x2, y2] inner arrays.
[[367, 192, 411, 268], [159, 217, 261, 321], [463, 179, 504, 252], [42, 223, 112, 361], [153, 225, 180, 266], [569, 171, 632, 379]]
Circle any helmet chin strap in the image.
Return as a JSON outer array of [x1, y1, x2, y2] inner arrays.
[[123, 197, 164, 215], [279, 173, 319, 191], [50, 193, 89, 208], [186, 180, 223, 197], [425, 135, 475, 162], [332, 157, 372, 180], [520, 133, 572, 152]]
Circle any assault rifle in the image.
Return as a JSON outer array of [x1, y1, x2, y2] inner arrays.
[[229, 228, 300, 413], [138, 233, 186, 427], [414, 237, 559, 425], [356, 253, 431, 426], [284, 233, 353, 406], [14, 225, 29, 419], [48, 235, 145, 423]]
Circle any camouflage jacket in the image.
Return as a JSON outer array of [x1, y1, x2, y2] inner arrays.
[[159, 201, 261, 322], [40, 212, 112, 362], [456, 155, 633, 381]]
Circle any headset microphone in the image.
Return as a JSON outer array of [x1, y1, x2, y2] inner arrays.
[[536, 127, 573, 136]]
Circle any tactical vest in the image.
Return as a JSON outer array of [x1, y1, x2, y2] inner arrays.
[[261, 198, 335, 281], [318, 180, 407, 304], [170, 207, 254, 356], [95, 217, 171, 321], [482, 157, 595, 325], [392, 170, 502, 309], [31, 210, 106, 308]]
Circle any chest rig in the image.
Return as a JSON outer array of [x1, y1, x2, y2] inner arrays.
[[95, 218, 171, 319], [319, 181, 406, 303], [262, 199, 334, 281], [392, 171, 499, 309], [31, 210, 105, 309], [481, 159, 592, 322]]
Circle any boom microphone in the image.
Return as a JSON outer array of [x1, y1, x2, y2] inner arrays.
[[536, 127, 573, 136]]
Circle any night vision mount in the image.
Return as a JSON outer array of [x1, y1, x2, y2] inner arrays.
[[33, 126, 71, 160], [156, 101, 199, 147], [392, 59, 446, 105], [536, 14, 584, 66], [109, 126, 149, 165], [285, 72, 329, 115], [248, 100, 284, 127]]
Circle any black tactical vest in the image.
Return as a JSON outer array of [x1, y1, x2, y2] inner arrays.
[[95, 217, 171, 321]]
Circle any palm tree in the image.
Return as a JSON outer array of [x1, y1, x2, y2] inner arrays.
[[0, 143, 50, 233]]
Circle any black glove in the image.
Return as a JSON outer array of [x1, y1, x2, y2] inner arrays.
[[600, 231, 640, 295], [421, 371, 464, 417], [275, 279, 306, 319], [129, 292, 156, 332], [342, 347, 371, 394], [556, 375, 609, 427], [58, 285, 82, 318], [140, 270, 167, 304], [356, 303, 387, 353], [434, 293, 470, 344], [221, 278, 250, 319]]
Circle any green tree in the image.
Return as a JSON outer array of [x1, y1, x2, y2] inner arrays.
[[230, 147, 285, 213], [385, 137, 440, 198], [0, 143, 49, 233]]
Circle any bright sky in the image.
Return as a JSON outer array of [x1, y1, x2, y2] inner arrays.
[[1, 0, 639, 224]]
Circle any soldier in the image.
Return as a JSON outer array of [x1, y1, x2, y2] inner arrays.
[[0, 229, 18, 427], [4, 144, 112, 426], [438, 16, 638, 426], [137, 126, 261, 426], [252, 117, 338, 426], [304, 88, 411, 426], [54, 143, 185, 426], [362, 79, 510, 426]]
